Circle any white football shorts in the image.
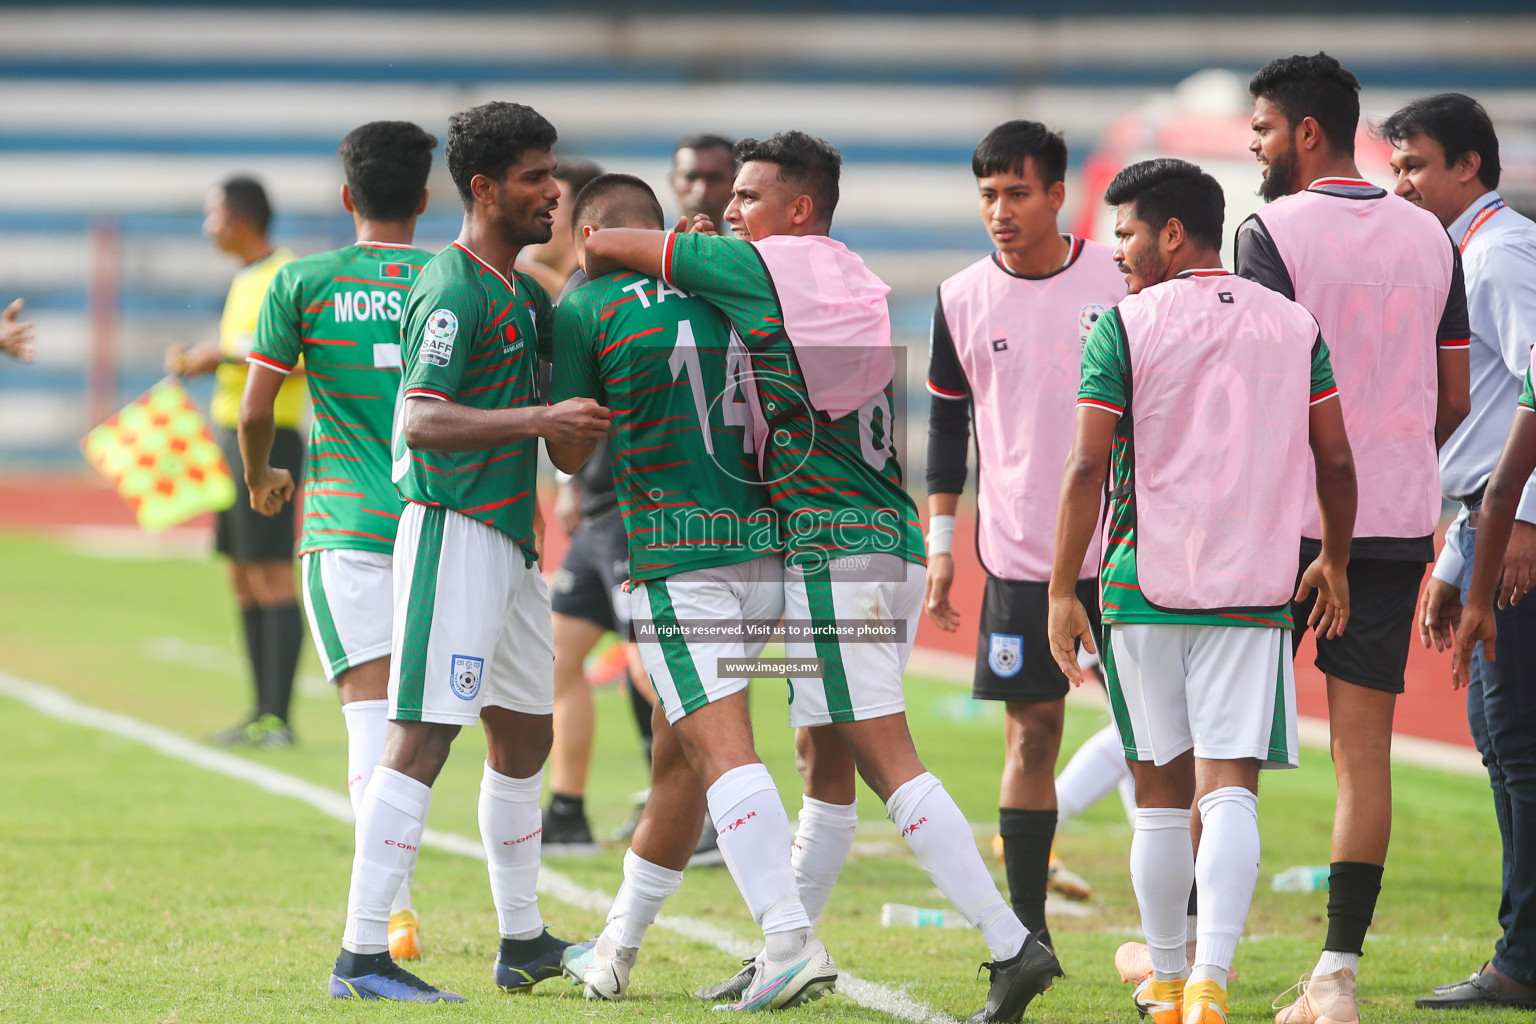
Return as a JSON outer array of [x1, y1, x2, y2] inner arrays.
[[389, 502, 553, 725], [632, 554, 784, 726], [782, 553, 924, 728], [301, 548, 393, 681], [1102, 622, 1298, 769]]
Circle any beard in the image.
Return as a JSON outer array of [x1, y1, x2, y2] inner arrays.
[[1120, 244, 1167, 294], [1258, 144, 1300, 202]]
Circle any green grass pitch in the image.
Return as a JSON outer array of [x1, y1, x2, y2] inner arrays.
[[0, 529, 1524, 1022]]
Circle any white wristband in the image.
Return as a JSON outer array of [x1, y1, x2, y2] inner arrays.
[[927, 514, 956, 556]]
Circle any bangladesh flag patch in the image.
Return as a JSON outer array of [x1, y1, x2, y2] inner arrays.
[[379, 262, 417, 283]]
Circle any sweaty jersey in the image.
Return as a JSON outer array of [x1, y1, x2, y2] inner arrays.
[[213, 247, 306, 429], [663, 231, 924, 567], [250, 241, 431, 556], [395, 242, 552, 562], [1078, 274, 1338, 629], [550, 269, 778, 581]]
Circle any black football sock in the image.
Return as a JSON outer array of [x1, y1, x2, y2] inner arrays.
[[1324, 861, 1383, 954], [240, 604, 267, 719], [548, 792, 585, 819], [261, 601, 304, 724], [499, 930, 555, 961], [334, 948, 393, 978], [999, 807, 1057, 949]]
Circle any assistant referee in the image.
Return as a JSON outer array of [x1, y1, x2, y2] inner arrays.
[[166, 175, 307, 746]]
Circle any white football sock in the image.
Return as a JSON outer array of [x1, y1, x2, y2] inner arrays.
[[1193, 787, 1260, 977], [605, 848, 684, 950], [1131, 807, 1194, 980], [479, 762, 545, 939], [342, 766, 430, 954], [792, 795, 858, 926], [1314, 950, 1359, 977], [1056, 723, 1133, 823], [339, 700, 416, 916], [706, 763, 810, 937], [888, 772, 1026, 961]]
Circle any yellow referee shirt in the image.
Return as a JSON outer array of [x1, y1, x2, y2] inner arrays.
[[210, 247, 306, 429]]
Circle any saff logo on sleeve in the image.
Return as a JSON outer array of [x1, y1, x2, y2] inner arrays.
[[1079, 304, 1108, 346], [450, 654, 484, 700], [421, 309, 458, 366], [987, 633, 1023, 678]]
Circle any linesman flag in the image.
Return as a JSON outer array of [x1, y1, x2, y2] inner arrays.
[[81, 379, 236, 531]]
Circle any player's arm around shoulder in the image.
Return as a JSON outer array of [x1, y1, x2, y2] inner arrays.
[[546, 285, 607, 474]]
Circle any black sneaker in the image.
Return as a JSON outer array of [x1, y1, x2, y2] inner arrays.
[[495, 928, 575, 992], [542, 803, 600, 857], [688, 814, 724, 868], [694, 958, 756, 1000], [967, 935, 1063, 1023]]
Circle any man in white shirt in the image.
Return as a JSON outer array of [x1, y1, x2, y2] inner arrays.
[[1385, 91, 1536, 1011]]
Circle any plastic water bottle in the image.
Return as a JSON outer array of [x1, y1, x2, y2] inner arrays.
[[881, 903, 969, 929], [1271, 866, 1330, 893]]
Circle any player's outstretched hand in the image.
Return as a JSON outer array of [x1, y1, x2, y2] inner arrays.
[[0, 298, 36, 362], [1046, 592, 1095, 686], [540, 397, 611, 446], [247, 466, 294, 517], [923, 553, 961, 632], [1452, 603, 1496, 689], [1297, 555, 1350, 639], [1419, 576, 1462, 652]]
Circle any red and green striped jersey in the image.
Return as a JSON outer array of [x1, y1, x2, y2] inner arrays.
[[1077, 305, 1338, 628], [394, 242, 552, 561], [249, 241, 431, 556], [550, 269, 778, 581], [662, 232, 924, 567]]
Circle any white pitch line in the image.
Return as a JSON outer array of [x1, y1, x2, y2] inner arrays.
[[0, 670, 956, 1024]]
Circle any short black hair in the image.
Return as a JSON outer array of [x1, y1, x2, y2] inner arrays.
[[555, 157, 604, 198], [1249, 52, 1361, 156], [733, 131, 841, 223], [337, 121, 437, 222], [570, 173, 665, 233], [1380, 93, 1501, 190], [1104, 158, 1225, 250], [673, 132, 735, 162], [971, 120, 1068, 186], [445, 101, 558, 208], [219, 175, 272, 234]]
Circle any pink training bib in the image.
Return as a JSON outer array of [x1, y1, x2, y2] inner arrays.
[[751, 235, 893, 420], [1118, 273, 1319, 610], [1255, 190, 1452, 541], [938, 241, 1125, 581]]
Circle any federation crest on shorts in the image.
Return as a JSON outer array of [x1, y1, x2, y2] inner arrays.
[[1079, 303, 1108, 347], [450, 654, 483, 701], [421, 309, 458, 366], [988, 633, 1024, 678]]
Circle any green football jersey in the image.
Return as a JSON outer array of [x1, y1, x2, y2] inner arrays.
[[250, 241, 431, 556], [1077, 305, 1338, 629], [394, 242, 552, 562], [1520, 364, 1534, 411], [663, 232, 924, 567], [551, 269, 778, 581]]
